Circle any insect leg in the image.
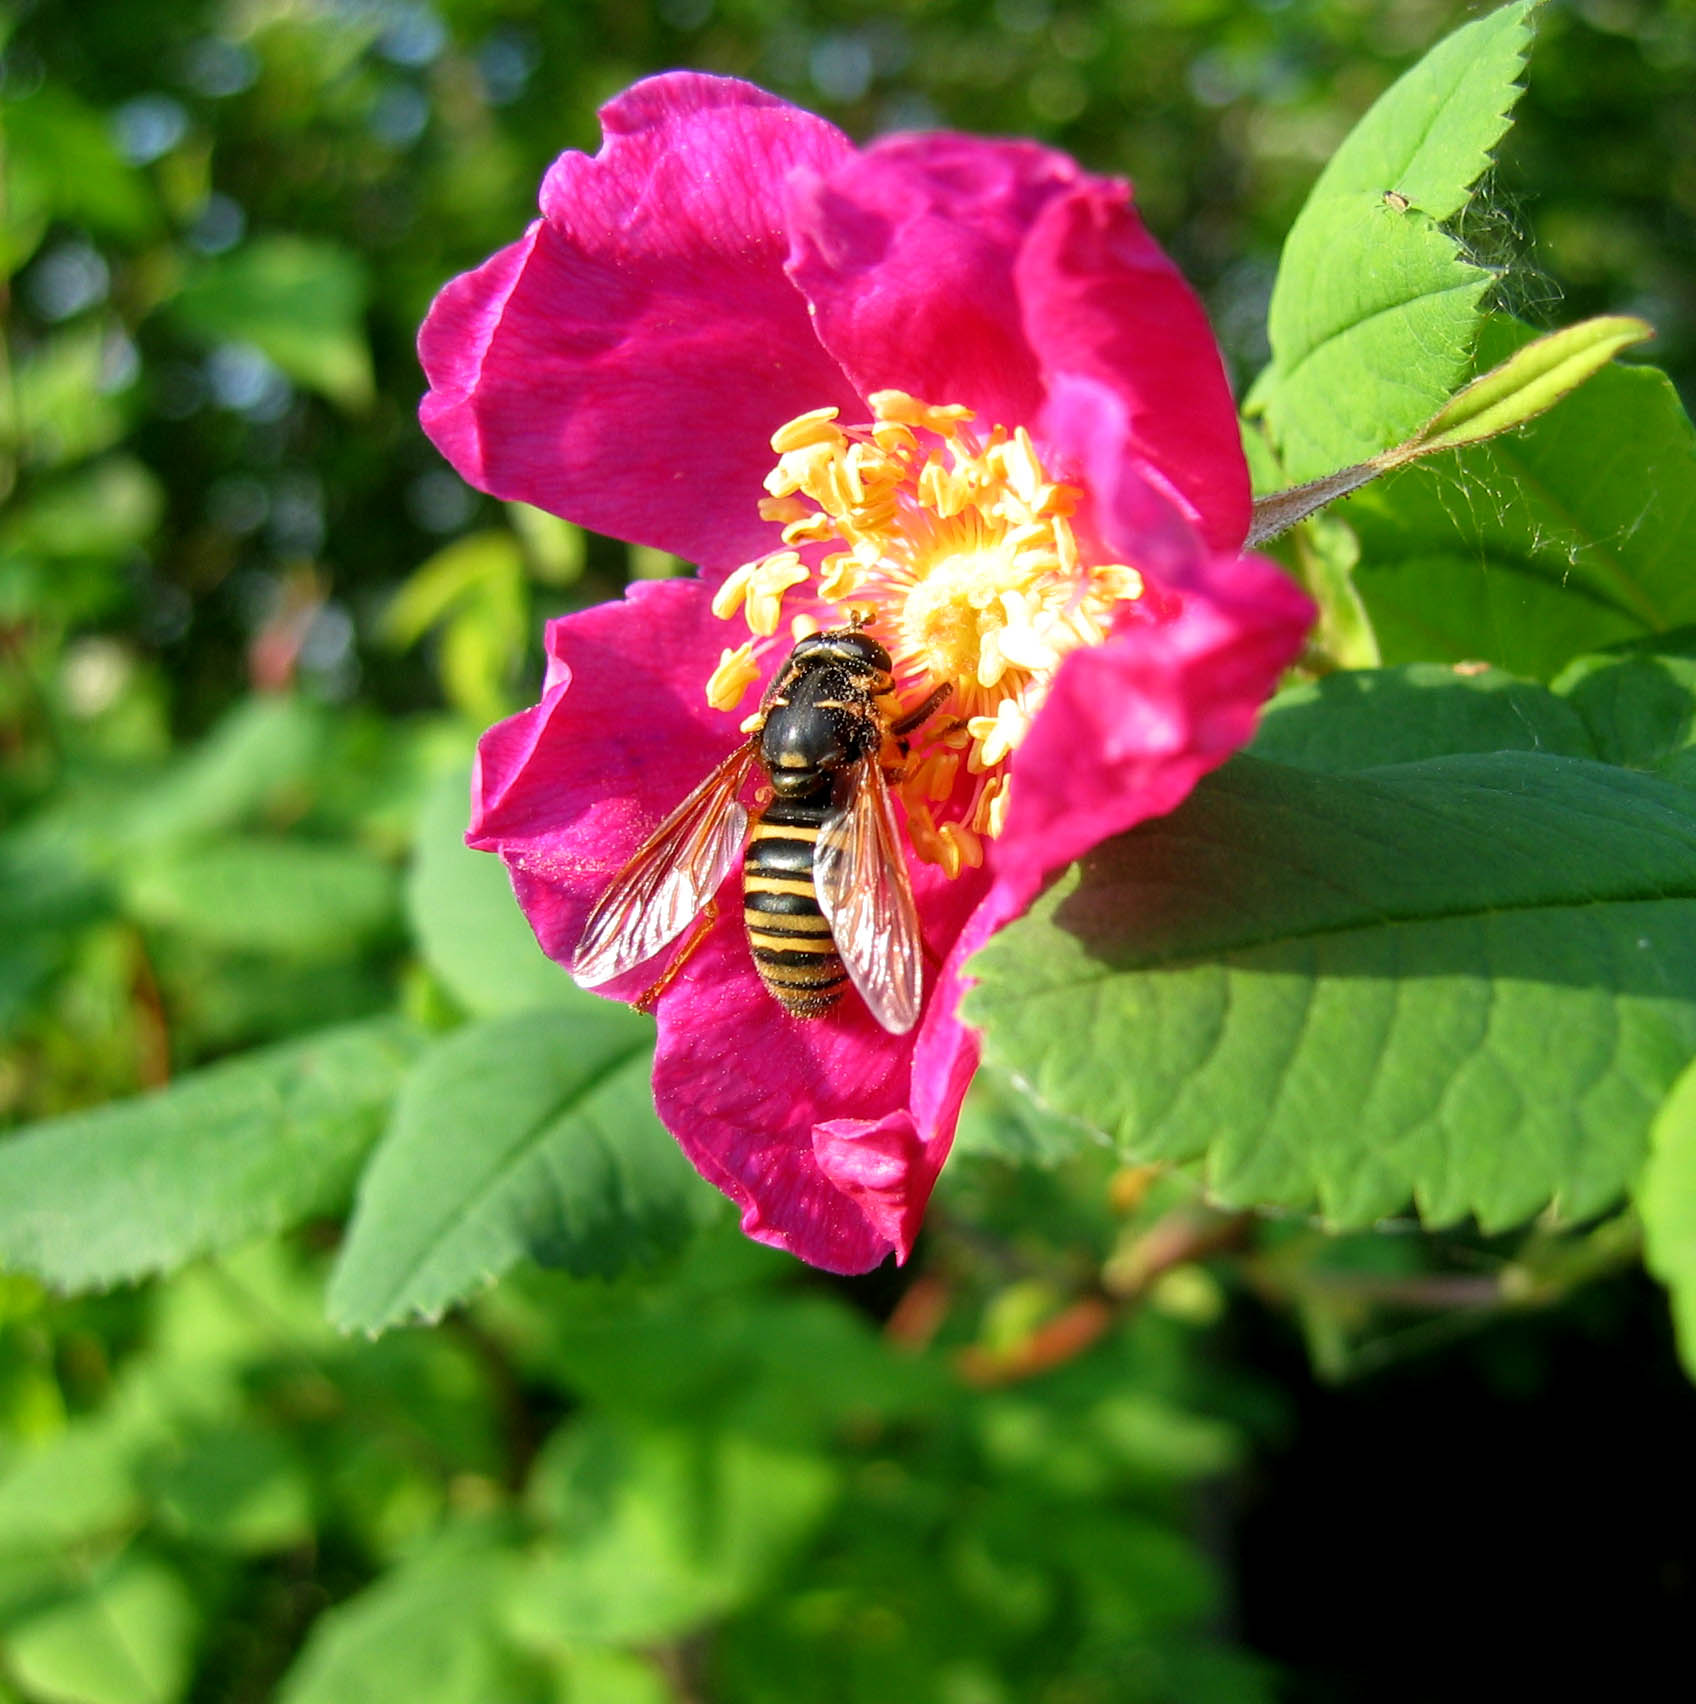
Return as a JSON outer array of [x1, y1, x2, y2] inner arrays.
[[632, 896, 720, 1014], [892, 682, 952, 738]]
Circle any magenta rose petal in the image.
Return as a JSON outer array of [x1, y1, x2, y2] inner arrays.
[[785, 133, 1080, 429], [994, 550, 1315, 910], [468, 579, 748, 976], [649, 922, 928, 1273], [420, 73, 860, 573], [1019, 184, 1254, 554]]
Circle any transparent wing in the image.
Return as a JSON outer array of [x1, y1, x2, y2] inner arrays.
[[816, 762, 924, 1034], [572, 743, 755, 987]]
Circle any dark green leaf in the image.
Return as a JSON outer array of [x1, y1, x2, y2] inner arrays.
[[0, 1019, 425, 1289], [1251, 662, 1594, 772], [965, 753, 1696, 1230], [1553, 653, 1696, 779], [327, 1004, 706, 1333]]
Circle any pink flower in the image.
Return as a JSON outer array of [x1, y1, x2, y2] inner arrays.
[[421, 73, 1313, 1274]]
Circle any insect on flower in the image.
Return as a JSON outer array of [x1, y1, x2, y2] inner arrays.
[[429, 72, 1317, 1272], [572, 621, 950, 1033]]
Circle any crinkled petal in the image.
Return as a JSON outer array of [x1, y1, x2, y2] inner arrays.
[[785, 133, 1079, 429], [650, 923, 918, 1273], [649, 808, 988, 1272], [468, 579, 748, 980], [994, 548, 1312, 911], [991, 397, 1313, 913], [420, 73, 859, 573], [1019, 183, 1252, 554]]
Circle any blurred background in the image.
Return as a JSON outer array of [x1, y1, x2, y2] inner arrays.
[[3, 1, 1695, 1700]]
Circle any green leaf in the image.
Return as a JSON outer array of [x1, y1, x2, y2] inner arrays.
[[511, 1416, 838, 1645], [1391, 315, 1654, 462], [951, 1067, 1099, 1167], [1298, 2, 1536, 217], [380, 533, 520, 649], [1261, 206, 1493, 480], [1251, 662, 1594, 772], [965, 752, 1696, 1231], [122, 837, 400, 957], [327, 1005, 707, 1333], [1348, 319, 1696, 678], [148, 1425, 314, 1554], [114, 696, 327, 851], [276, 1522, 545, 1704], [1553, 653, 1696, 779], [1254, 1, 1535, 479], [167, 236, 374, 412], [0, 325, 129, 468], [0, 1018, 425, 1289], [407, 765, 573, 1017], [0, 458, 164, 563], [1249, 317, 1654, 550], [382, 535, 529, 723], [0, 1415, 146, 1551], [3, 1551, 197, 1704], [1, 85, 157, 271], [1641, 1058, 1696, 1381]]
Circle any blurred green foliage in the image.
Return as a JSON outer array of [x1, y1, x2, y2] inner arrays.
[[4, 1, 1696, 1699]]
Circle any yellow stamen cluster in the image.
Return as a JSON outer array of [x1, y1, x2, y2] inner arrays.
[[711, 390, 1145, 873]]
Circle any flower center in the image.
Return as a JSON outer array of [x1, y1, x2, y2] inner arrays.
[[707, 390, 1144, 874]]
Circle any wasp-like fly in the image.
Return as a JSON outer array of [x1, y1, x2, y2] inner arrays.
[[572, 626, 947, 1034]]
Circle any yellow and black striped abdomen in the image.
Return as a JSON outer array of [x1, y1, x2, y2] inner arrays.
[[743, 796, 847, 1019]]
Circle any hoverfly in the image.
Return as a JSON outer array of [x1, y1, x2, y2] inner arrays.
[[572, 625, 947, 1034]]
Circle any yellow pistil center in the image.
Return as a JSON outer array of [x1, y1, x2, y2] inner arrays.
[[709, 390, 1145, 874]]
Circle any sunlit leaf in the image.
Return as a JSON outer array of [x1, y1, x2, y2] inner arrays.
[[328, 1004, 707, 1333], [1641, 1058, 1696, 1381], [512, 1416, 838, 1644], [0, 457, 163, 562], [3, 1550, 197, 1704], [966, 752, 1696, 1230], [0, 324, 130, 466], [1252, 0, 1536, 479], [0, 1019, 424, 1289], [122, 837, 400, 957], [1393, 315, 1654, 461], [276, 1521, 544, 1704]]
